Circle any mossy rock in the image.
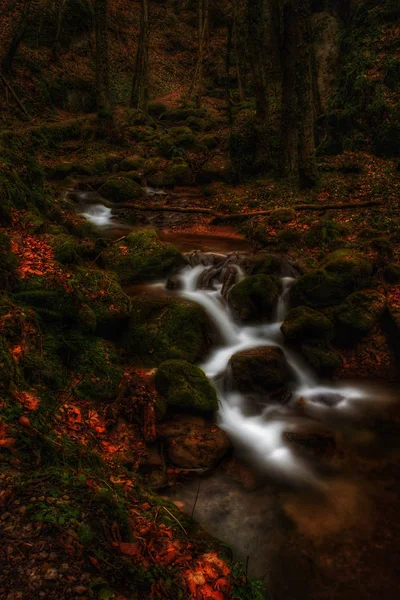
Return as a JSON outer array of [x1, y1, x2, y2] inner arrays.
[[103, 229, 184, 285], [247, 253, 283, 276], [126, 126, 155, 142], [277, 230, 302, 247], [126, 109, 153, 127], [198, 155, 233, 184], [52, 235, 82, 265], [123, 295, 212, 366], [201, 135, 219, 150], [98, 176, 145, 202], [281, 307, 334, 344], [158, 126, 196, 158], [268, 208, 296, 226], [186, 116, 214, 131], [48, 162, 91, 180], [383, 263, 400, 284], [148, 160, 191, 186], [335, 289, 386, 340], [304, 220, 348, 248], [143, 157, 167, 175], [161, 107, 207, 122], [322, 250, 373, 286], [292, 251, 373, 309], [73, 338, 123, 402], [20, 332, 68, 391], [148, 102, 168, 117], [228, 275, 280, 323], [155, 360, 218, 412], [368, 237, 394, 261], [123, 171, 142, 184], [301, 344, 342, 376], [119, 155, 146, 172], [229, 346, 286, 393], [71, 267, 131, 331]]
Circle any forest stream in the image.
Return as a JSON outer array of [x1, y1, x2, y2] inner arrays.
[[80, 194, 400, 600]]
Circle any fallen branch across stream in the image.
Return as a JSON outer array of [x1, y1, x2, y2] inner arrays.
[[96, 197, 383, 222]]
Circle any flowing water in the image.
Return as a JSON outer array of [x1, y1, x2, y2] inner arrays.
[[79, 198, 400, 599]]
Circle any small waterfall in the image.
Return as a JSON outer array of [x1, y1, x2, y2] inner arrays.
[[170, 253, 371, 484], [80, 204, 114, 227]]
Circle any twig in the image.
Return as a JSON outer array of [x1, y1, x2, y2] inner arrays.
[[162, 505, 187, 536], [0, 73, 30, 120], [191, 478, 201, 519]]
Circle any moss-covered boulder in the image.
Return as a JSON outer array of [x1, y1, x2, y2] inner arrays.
[[322, 249, 373, 286], [148, 102, 168, 117], [198, 155, 233, 184], [123, 295, 212, 366], [268, 208, 296, 226], [281, 307, 334, 344], [51, 234, 82, 265], [147, 159, 191, 187], [48, 162, 91, 180], [73, 338, 123, 402], [72, 267, 131, 333], [119, 155, 146, 172], [335, 289, 386, 340], [228, 275, 280, 322], [186, 116, 214, 131], [229, 346, 287, 394], [291, 251, 373, 309], [201, 134, 219, 150], [98, 176, 145, 202], [304, 219, 348, 248], [142, 157, 167, 175], [103, 230, 184, 284], [247, 253, 283, 276], [300, 344, 342, 376], [155, 360, 218, 412], [158, 126, 196, 158]]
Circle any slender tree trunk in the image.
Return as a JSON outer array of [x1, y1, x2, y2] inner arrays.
[[52, 0, 67, 61], [297, 0, 318, 188], [94, 0, 112, 117], [184, 0, 208, 106], [130, 0, 149, 112], [279, 0, 317, 187], [1, 0, 34, 73], [246, 0, 270, 123], [279, 0, 299, 177]]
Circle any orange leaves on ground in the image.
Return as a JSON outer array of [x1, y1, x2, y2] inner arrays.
[[184, 553, 231, 600], [88, 409, 106, 434], [119, 542, 141, 557], [14, 390, 40, 411]]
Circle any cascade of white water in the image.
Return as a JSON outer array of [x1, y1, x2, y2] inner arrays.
[[174, 259, 371, 483]]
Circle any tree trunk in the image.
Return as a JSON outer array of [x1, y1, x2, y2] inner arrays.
[[246, 0, 270, 123], [279, 0, 317, 187], [94, 0, 112, 117], [279, 0, 299, 177], [130, 0, 149, 113], [52, 0, 67, 61], [1, 0, 34, 73], [297, 0, 318, 188]]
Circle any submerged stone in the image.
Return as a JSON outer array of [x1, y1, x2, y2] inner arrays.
[[228, 274, 280, 322], [103, 229, 184, 284], [155, 360, 218, 412]]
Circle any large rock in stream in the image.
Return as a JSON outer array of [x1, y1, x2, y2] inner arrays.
[[229, 346, 287, 394], [157, 415, 231, 469], [228, 274, 280, 322]]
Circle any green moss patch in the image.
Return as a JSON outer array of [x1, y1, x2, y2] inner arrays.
[[98, 176, 145, 202], [335, 289, 386, 340], [281, 307, 334, 344], [103, 229, 184, 284], [124, 295, 212, 366], [73, 338, 123, 402], [155, 360, 218, 412]]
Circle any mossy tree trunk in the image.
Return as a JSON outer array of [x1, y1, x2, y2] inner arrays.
[[130, 0, 149, 113], [279, 0, 317, 188], [52, 0, 67, 61], [184, 0, 209, 107], [94, 0, 112, 119]]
